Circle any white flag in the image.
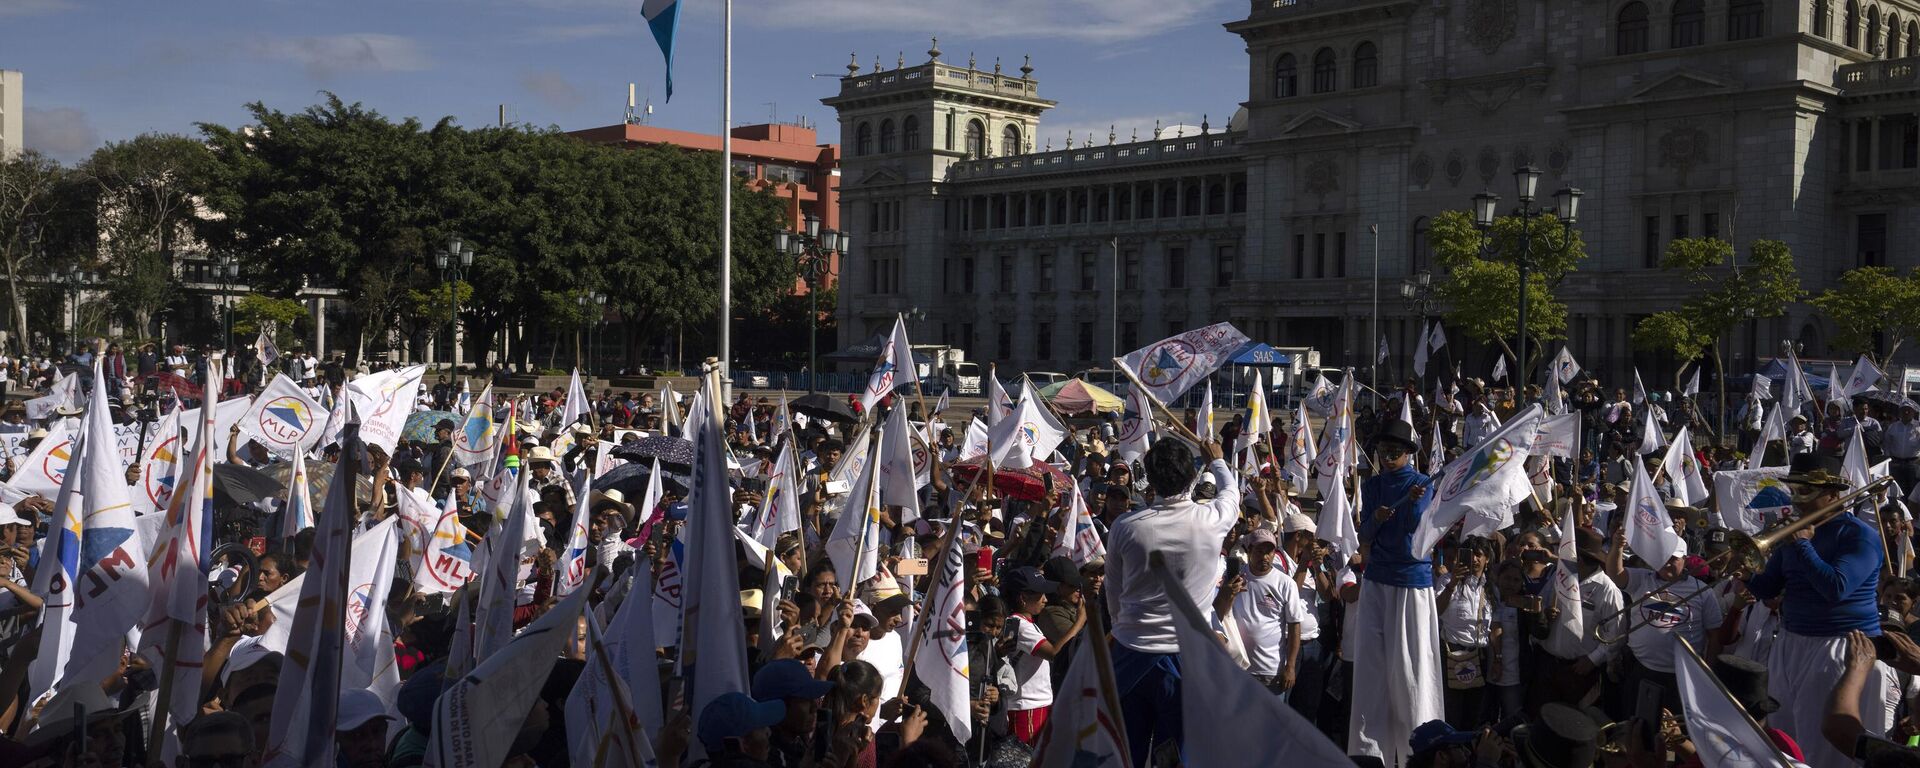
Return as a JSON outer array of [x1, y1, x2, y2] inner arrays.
[[415, 492, 476, 594], [1551, 347, 1582, 383], [752, 441, 802, 550], [28, 358, 150, 713], [1661, 427, 1710, 507], [254, 329, 280, 368], [988, 380, 1067, 470], [1784, 349, 1812, 416], [1413, 321, 1432, 377], [1053, 481, 1106, 566], [1846, 353, 1885, 397], [1844, 424, 1872, 491], [827, 433, 885, 588], [1624, 459, 1684, 566], [1429, 321, 1447, 353], [474, 467, 533, 664], [345, 364, 426, 457], [24, 371, 77, 421], [10, 419, 74, 497], [1376, 334, 1389, 365], [911, 532, 973, 744], [282, 450, 316, 540], [1751, 375, 1774, 402], [605, 563, 665, 735], [1712, 466, 1790, 536], [679, 383, 752, 755], [958, 418, 991, 462], [859, 316, 917, 413], [1304, 372, 1337, 416], [1115, 386, 1154, 463], [129, 404, 185, 515], [136, 373, 215, 746], [1318, 469, 1357, 558], [1684, 366, 1701, 397], [1414, 406, 1544, 557], [260, 417, 360, 768], [1542, 366, 1566, 416], [1747, 405, 1786, 471], [565, 610, 657, 768], [557, 472, 596, 598], [560, 368, 589, 429], [1245, 371, 1271, 437], [425, 582, 592, 768], [1034, 612, 1129, 767], [1637, 405, 1667, 455], [1531, 412, 1579, 459], [1164, 560, 1351, 768], [1673, 637, 1796, 768], [877, 403, 922, 523], [1632, 368, 1648, 405], [1828, 362, 1847, 401], [1117, 322, 1252, 404], [1548, 506, 1585, 654], [1491, 355, 1508, 383], [985, 367, 1013, 427], [1283, 400, 1315, 491], [239, 373, 326, 455], [1198, 381, 1216, 441]]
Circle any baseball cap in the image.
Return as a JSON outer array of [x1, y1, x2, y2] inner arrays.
[[1282, 513, 1317, 535], [219, 636, 280, 687], [338, 688, 399, 732], [1411, 719, 1478, 754], [697, 692, 785, 753], [1244, 528, 1279, 550], [871, 593, 912, 619], [450, 466, 471, 480], [1002, 566, 1059, 597], [0, 503, 24, 527], [752, 659, 835, 701]]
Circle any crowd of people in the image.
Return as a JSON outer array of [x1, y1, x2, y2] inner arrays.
[[1, 330, 1920, 768]]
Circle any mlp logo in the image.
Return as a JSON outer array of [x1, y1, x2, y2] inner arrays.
[[256, 396, 312, 446], [1440, 438, 1514, 500], [1638, 589, 1691, 630], [344, 581, 378, 638], [1018, 422, 1040, 449], [142, 436, 181, 509], [1141, 341, 1196, 388], [42, 439, 73, 487], [1116, 398, 1147, 443]]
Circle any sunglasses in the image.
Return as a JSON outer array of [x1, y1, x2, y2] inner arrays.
[[1379, 448, 1409, 459], [1788, 484, 1826, 501]]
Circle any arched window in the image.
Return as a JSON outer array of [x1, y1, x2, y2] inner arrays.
[[1139, 188, 1156, 219], [1352, 42, 1379, 88], [1893, 14, 1905, 55], [878, 119, 896, 153], [1728, 0, 1765, 40], [1182, 184, 1201, 216], [1868, 5, 1883, 54], [1908, 21, 1918, 56], [1847, 0, 1861, 47], [856, 122, 872, 156], [964, 119, 985, 158], [1273, 54, 1298, 98], [1816, 0, 1833, 38], [1411, 217, 1432, 275], [1671, 0, 1705, 47], [1001, 124, 1022, 156], [902, 115, 920, 151], [1206, 183, 1226, 215], [1617, 2, 1651, 54], [1311, 48, 1337, 93]]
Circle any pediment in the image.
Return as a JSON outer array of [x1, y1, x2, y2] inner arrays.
[[853, 166, 905, 186], [1631, 70, 1733, 101], [1278, 110, 1361, 136]]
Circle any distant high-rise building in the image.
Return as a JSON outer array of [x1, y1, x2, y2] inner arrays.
[[0, 70, 20, 158]]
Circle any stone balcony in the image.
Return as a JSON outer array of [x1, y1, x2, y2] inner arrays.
[[1838, 56, 1920, 98]]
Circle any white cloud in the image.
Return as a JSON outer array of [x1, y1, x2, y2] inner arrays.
[[247, 33, 432, 79], [0, 0, 77, 17], [743, 0, 1228, 44], [23, 106, 101, 163], [519, 71, 586, 109], [527, 22, 637, 42]]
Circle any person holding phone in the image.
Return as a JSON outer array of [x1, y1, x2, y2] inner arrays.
[[1349, 418, 1442, 767]]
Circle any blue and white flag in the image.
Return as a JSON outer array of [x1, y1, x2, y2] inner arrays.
[[1117, 322, 1251, 406], [642, 0, 681, 101], [1414, 405, 1545, 558]]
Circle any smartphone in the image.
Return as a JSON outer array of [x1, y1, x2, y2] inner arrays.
[[896, 558, 930, 577], [1521, 550, 1550, 564], [975, 547, 995, 572], [1225, 556, 1244, 584]]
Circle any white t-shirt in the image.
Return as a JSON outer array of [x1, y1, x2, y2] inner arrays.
[[1622, 569, 1724, 673], [1233, 566, 1303, 676], [1008, 614, 1053, 710], [1438, 573, 1492, 648], [858, 629, 905, 728], [1274, 551, 1320, 642], [1105, 459, 1240, 654]]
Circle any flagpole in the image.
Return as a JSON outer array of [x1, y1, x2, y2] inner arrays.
[[717, 0, 733, 406], [1673, 636, 1795, 768], [1108, 357, 1204, 445], [1370, 223, 1379, 412]]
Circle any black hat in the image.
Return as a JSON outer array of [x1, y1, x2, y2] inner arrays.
[[1710, 654, 1780, 716], [1042, 556, 1085, 590], [1375, 419, 1419, 452], [1784, 451, 1849, 489], [1512, 703, 1599, 768], [1575, 528, 1607, 564]]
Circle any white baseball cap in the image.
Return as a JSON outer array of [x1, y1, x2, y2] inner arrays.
[[337, 688, 399, 732], [0, 503, 25, 527]]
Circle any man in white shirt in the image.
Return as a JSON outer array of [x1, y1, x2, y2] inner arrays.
[[1105, 437, 1236, 766], [1540, 527, 1624, 710], [1787, 415, 1817, 457], [1604, 526, 1724, 713], [1233, 528, 1303, 699], [1885, 406, 1920, 492]]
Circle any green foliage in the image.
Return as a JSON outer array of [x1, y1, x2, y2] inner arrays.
[[232, 294, 309, 344], [1427, 209, 1588, 373], [1811, 266, 1920, 361], [1630, 238, 1802, 365], [407, 281, 474, 330]]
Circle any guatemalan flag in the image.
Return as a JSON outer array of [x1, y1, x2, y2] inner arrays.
[[644, 0, 680, 100]]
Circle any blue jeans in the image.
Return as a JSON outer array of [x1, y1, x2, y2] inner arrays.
[[1112, 642, 1182, 767]]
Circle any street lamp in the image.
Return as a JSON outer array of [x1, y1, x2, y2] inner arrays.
[[436, 237, 475, 372], [577, 290, 606, 374], [215, 255, 241, 354], [1469, 165, 1583, 383], [777, 213, 844, 392], [1400, 270, 1436, 383]]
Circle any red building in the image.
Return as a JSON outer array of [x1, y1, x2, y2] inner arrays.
[[569, 121, 841, 293]]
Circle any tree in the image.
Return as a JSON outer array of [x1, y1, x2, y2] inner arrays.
[[232, 294, 309, 348], [0, 150, 80, 354], [1427, 209, 1589, 379], [83, 134, 210, 338], [1810, 266, 1920, 363], [1631, 237, 1802, 431]]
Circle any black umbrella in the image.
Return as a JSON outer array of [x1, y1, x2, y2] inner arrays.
[[214, 463, 285, 506], [790, 393, 857, 424], [1855, 390, 1920, 412], [611, 435, 695, 470], [592, 460, 689, 498]]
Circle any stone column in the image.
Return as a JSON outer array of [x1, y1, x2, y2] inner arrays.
[[311, 296, 327, 356]]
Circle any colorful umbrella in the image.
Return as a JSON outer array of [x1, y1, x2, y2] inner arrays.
[[403, 410, 458, 443], [1039, 378, 1125, 415], [948, 457, 1073, 502]]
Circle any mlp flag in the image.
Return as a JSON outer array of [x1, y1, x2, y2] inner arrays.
[[239, 373, 325, 455], [1245, 371, 1270, 437], [1376, 334, 1388, 365], [1660, 427, 1710, 507], [1712, 466, 1789, 536], [1198, 382, 1216, 441], [1114, 387, 1154, 463], [427, 583, 593, 768], [254, 329, 280, 368], [1632, 368, 1648, 404], [877, 403, 922, 523], [453, 384, 498, 468], [985, 366, 1014, 426], [642, 0, 680, 100], [1531, 412, 1580, 459], [751, 442, 802, 550], [140, 370, 219, 736], [28, 359, 150, 710], [1673, 637, 1796, 768], [1846, 353, 1885, 397], [1551, 346, 1582, 383], [1549, 505, 1585, 649], [912, 528, 973, 745], [987, 380, 1067, 470], [858, 316, 917, 413], [1491, 355, 1508, 383], [1637, 405, 1667, 455], [1413, 405, 1544, 558], [1117, 322, 1251, 405], [1624, 459, 1684, 566], [130, 404, 185, 515], [11, 419, 73, 497], [345, 364, 426, 456], [826, 435, 886, 588], [557, 473, 595, 598], [679, 383, 752, 757], [415, 492, 476, 594], [1033, 605, 1129, 768], [560, 369, 589, 429], [1053, 481, 1106, 566], [565, 611, 656, 768]]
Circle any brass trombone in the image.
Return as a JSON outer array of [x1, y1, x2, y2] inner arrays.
[[1594, 476, 1895, 643]]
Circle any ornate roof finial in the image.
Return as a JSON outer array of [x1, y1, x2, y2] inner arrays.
[[994, 57, 1002, 75], [1108, 125, 1116, 145], [1020, 55, 1033, 78], [1086, 132, 1093, 148], [874, 55, 881, 74], [1153, 119, 1162, 139], [929, 36, 941, 62], [969, 52, 976, 70], [1066, 133, 1074, 149], [897, 52, 904, 69], [847, 53, 860, 76], [1045, 138, 1051, 151], [1131, 127, 1138, 142], [1202, 114, 1210, 134]]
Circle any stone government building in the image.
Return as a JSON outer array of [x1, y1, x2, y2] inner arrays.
[[824, 0, 1920, 389]]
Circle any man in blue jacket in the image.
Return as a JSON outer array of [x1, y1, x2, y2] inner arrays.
[[1746, 450, 1883, 768], [1348, 418, 1442, 767]]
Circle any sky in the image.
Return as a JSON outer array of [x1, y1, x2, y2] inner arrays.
[[6, 0, 1250, 164]]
